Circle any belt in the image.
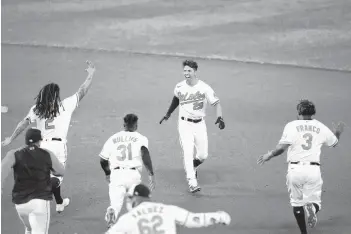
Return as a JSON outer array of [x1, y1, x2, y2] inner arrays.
[[290, 161, 320, 166], [181, 116, 202, 123], [44, 138, 62, 141], [114, 166, 136, 170]]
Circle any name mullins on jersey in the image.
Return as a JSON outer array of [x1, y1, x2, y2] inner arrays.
[[296, 125, 320, 134], [178, 91, 206, 105], [131, 205, 164, 219], [112, 136, 138, 144]]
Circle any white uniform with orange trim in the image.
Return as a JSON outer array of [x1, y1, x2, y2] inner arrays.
[[106, 201, 231, 234], [26, 94, 79, 182], [99, 131, 148, 217], [279, 119, 338, 208], [174, 80, 220, 183]]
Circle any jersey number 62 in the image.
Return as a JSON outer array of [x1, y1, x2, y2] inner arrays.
[[137, 215, 165, 234]]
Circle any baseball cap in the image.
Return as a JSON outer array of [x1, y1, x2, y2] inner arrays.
[[25, 128, 43, 145], [127, 184, 151, 198]]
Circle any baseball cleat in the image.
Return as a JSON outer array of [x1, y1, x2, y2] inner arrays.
[[105, 206, 117, 228], [56, 198, 70, 213], [189, 185, 201, 193], [305, 203, 318, 228], [25, 228, 32, 234]]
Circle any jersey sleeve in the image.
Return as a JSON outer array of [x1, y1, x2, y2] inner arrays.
[[99, 139, 113, 160], [141, 136, 149, 149], [167, 205, 191, 225], [25, 106, 37, 123], [323, 125, 338, 147], [278, 123, 295, 145], [205, 85, 220, 106], [62, 93, 79, 113]]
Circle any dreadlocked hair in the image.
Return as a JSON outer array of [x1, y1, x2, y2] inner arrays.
[[33, 83, 62, 119], [124, 114, 138, 128], [297, 99, 316, 116]]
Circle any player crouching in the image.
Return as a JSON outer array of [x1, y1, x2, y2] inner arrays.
[[105, 183, 231, 234]]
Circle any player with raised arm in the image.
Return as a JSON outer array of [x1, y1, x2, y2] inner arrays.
[[159, 60, 225, 193], [2, 61, 96, 213], [257, 99, 345, 234], [105, 183, 231, 234], [99, 114, 155, 229]]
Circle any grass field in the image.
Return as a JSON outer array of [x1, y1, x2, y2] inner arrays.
[[1, 1, 351, 234]]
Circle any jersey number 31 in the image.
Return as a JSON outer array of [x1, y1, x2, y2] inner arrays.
[[117, 143, 132, 161]]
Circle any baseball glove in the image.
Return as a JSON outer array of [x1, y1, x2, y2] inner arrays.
[[215, 117, 225, 130]]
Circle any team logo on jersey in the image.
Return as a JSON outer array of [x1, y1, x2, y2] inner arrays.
[[178, 91, 206, 105]]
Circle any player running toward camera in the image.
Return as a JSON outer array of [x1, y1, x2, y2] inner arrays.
[[2, 60, 96, 213], [99, 114, 156, 228], [2, 128, 65, 234], [159, 60, 225, 193], [105, 183, 231, 234], [257, 99, 345, 234]]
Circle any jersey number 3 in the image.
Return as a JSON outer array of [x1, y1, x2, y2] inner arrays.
[[138, 215, 165, 234], [117, 143, 132, 161], [45, 118, 55, 130], [301, 133, 313, 150]]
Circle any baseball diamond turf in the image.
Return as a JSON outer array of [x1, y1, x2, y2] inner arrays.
[[1, 0, 351, 234]]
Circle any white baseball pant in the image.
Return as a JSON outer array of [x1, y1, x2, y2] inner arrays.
[[15, 199, 51, 234], [40, 140, 67, 185], [109, 168, 141, 217], [286, 164, 323, 208], [178, 117, 208, 182]]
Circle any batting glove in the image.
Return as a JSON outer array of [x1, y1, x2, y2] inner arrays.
[[215, 117, 225, 130]]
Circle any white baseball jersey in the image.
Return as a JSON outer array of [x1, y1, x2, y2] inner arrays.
[[174, 80, 219, 119], [26, 94, 79, 141], [106, 202, 193, 234], [99, 131, 148, 170], [279, 119, 338, 163]]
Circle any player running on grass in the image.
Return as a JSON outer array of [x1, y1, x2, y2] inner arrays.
[[105, 183, 231, 234], [257, 99, 345, 234], [159, 60, 225, 193], [2, 60, 96, 213], [99, 114, 156, 228]]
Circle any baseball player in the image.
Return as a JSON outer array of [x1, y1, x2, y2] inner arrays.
[[257, 99, 345, 234], [99, 114, 155, 228], [105, 183, 231, 234], [1, 128, 65, 234], [159, 60, 225, 193], [2, 60, 96, 213]]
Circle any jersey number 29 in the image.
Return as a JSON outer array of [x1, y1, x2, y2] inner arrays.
[[301, 133, 313, 150], [137, 215, 165, 234], [117, 143, 132, 161]]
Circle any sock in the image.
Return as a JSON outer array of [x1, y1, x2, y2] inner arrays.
[[293, 206, 307, 234], [313, 203, 320, 214], [51, 177, 63, 204], [193, 159, 203, 168]]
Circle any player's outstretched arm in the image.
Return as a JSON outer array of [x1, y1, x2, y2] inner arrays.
[[173, 206, 231, 228], [141, 146, 155, 191], [1, 118, 31, 147], [160, 96, 179, 124], [76, 60, 96, 103], [257, 143, 290, 165]]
